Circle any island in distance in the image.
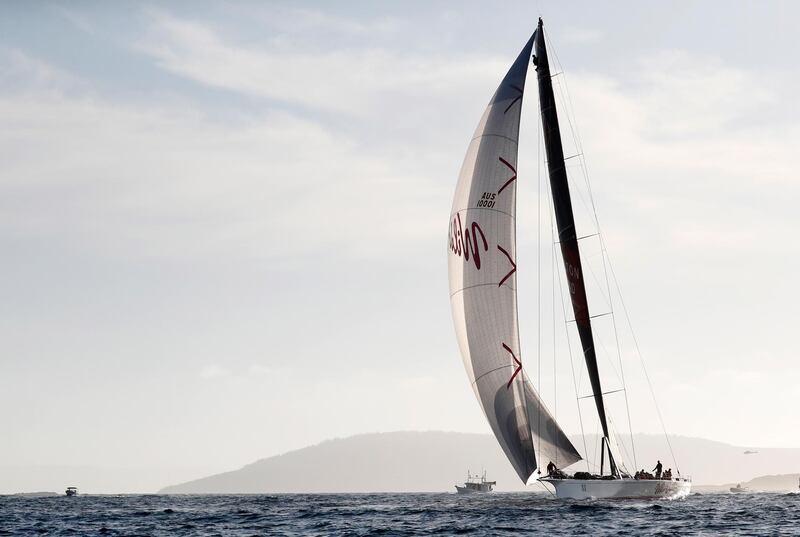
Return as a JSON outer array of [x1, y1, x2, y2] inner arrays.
[[159, 431, 800, 494]]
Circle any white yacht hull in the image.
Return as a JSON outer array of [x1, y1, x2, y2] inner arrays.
[[541, 478, 691, 500]]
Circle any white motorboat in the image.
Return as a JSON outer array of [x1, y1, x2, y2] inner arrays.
[[455, 471, 496, 494]]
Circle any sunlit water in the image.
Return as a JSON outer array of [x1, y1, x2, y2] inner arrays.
[[1, 492, 798, 536]]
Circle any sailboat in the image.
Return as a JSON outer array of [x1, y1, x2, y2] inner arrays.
[[447, 18, 691, 500]]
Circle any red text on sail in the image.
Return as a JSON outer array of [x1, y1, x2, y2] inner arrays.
[[449, 213, 488, 270]]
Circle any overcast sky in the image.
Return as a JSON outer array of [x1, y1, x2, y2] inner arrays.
[[2, 1, 800, 492]]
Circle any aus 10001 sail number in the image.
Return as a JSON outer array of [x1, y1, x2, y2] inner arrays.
[[476, 192, 496, 208]]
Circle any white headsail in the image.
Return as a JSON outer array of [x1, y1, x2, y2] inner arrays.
[[448, 32, 581, 482]]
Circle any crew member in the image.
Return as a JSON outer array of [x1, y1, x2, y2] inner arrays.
[[653, 460, 663, 479], [546, 461, 557, 476]]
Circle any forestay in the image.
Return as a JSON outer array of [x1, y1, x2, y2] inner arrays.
[[448, 32, 581, 483]]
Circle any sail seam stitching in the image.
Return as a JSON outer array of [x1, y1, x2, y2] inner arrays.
[[470, 364, 515, 387], [470, 133, 520, 145], [450, 282, 515, 298], [450, 207, 514, 219]]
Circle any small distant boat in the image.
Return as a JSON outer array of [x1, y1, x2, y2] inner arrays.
[[743, 450, 758, 455], [730, 484, 748, 493], [65, 487, 78, 497], [455, 471, 495, 494]]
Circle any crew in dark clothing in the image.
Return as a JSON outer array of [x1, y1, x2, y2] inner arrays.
[[546, 461, 557, 476], [653, 460, 663, 479]]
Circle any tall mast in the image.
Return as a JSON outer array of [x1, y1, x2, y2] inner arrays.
[[534, 18, 617, 475]]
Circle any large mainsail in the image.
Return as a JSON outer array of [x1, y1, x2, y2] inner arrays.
[[533, 19, 616, 473], [448, 32, 581, 483]]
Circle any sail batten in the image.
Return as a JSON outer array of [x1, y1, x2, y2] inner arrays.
[[448, 30, 581, 483]]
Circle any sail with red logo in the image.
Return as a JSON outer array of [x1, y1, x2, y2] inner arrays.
[[447, 31, 581, 483]]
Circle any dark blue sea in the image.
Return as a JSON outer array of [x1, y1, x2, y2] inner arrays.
[[2, 492, 799, 536]]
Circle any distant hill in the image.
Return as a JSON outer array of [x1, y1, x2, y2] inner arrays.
[[160, 431, 800, 493], [697, 473, 800, 493]]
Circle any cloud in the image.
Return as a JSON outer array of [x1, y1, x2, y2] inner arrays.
[[200, 364, 230, 379], [222, 4, 404, 41], [0, 48, 80, 93], [543, 55, 800, 266], [248, 364, 273, 375], [136, 9, 506, 117], [0, 54, 447, 265], [49, 4, 97, 35], [560, 26, 604, 44]]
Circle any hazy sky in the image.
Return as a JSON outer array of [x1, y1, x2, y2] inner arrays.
[[2, 1, 800, 492]]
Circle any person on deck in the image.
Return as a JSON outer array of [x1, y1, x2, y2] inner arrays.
[[653, 460, 663, 479], [546, 461, 557, 476], [664, 468, 672, 480]]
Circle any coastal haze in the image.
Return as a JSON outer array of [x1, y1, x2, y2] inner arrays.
[[3, 1, 800, 495], [160, 432, 800, 494]]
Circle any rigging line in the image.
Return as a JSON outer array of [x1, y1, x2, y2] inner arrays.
[[607, 415, 633, 476], [583, 254, 614, 310], [594, 330, 624, 388], [601, 243, 638, 471], [547, 150, 562, 468], [546, 122, 560, 468], [563, 51, 675, 469], [535, 478, 556, 498], [545, 32, 590, 186], [546, 47, 599, 239], [544, 32, 611, 470], [561, 120, 638, 466], [537, 85, 543, 463], [561, 296, 623, 387], [554, 232, 599, 244], [552, 44, 637, 470], [545, 29, 639, 472], [547, 176, 590, 473], [607, 253, 681, 475], [546, 36, 589, 190], [589, 421, 600, 474], [546, 34, 596, 228], [565, 311, 613, 323], [552, 45, 632, 425], [557, 269, 626, 391], [577, 388, 626, 399], [552, 231, 557, 463]]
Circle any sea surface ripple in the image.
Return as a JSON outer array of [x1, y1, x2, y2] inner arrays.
[[1, 491, 798, 536]]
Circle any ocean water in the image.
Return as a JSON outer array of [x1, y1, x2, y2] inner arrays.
[[1, 492, 798, 536]]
